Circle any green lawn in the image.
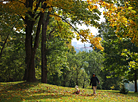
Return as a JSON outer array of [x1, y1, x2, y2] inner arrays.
[[0, 81, 137, 102]]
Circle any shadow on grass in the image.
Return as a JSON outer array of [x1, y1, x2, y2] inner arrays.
[[0, 81, 40, 92], [0, 90, 71, 102], [99, 89, 138, 97], [127, 92, 138, 97], [24, 94, 71, 101], [0, 81, 73, 102]]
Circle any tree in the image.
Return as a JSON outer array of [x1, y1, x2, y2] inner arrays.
[[46, 40, 75, 86], [73, 51, 89, 85], [121, 49, 138, 92], [0, 29, 26, 82], [85, 50, 103, 76], [101, 0, 138, 92], [0, 9, 24, 60], [102, 0, 138, 45], [99, 20, 138, 92], [1, 0, 104, 82], [1, 0, 137, 82]]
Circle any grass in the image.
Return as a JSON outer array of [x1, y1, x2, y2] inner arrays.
[[0, 81, 138, 102]]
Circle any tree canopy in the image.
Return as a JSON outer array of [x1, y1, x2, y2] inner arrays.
[[0, 1, 138, 93]]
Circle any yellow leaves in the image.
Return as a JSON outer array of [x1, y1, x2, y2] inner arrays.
[[44, 0, 74, 10], [131, 10, 136, 14], [87, 0, 99, 4], [44, 0, 53, 7], [99, 1, 112, 9], [43, 0, 52, 4], [110, 86, 115, 90], [91, 38, 104, 51], [80, 29, 90, 39], [1, 0, 28, 16], [37, 7, 45, 13], [122, 49, 138, 70], [100, 1, 138, 45], [76, 33, 80, 40], [129, 19, 135, 25], [77, 29, 104, 51], [54, 16, 61, 21], [129, 61, 136, 69], [87, 0, 99, 12], [128, 7, 133, 10], [50, 12, 61, 21], [87, 0, 91, 4], [19, 0, 26, 3], [88, 5, 98, 11], [48, 7, 52, 12]]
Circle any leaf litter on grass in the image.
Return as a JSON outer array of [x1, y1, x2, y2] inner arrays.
[[0, 81, 138, 102]]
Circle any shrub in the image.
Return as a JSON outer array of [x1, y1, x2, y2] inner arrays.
[[120, 84, 129, 94]]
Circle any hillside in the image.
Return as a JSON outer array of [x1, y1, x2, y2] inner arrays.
[[0, 81, 138, 102]]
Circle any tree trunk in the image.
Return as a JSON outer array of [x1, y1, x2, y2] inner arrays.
[[134, 69, 137, 92], [62, 74, 67, 87], [22, 0, 46, 82], [41, 13, 50, 83], [25, 19, 36, 82], [76, 69, 79, 85], [24, 11, 44, 82]]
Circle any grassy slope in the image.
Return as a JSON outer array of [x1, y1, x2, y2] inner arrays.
[[0, 81, 138, 102]]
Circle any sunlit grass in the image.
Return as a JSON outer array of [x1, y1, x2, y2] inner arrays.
[[0, 81, 138, 102]]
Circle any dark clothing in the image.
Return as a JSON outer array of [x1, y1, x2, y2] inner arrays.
[[90, 76, 99, 86]]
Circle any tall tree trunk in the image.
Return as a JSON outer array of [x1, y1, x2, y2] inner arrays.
[[25, 19, 36, 82], [76, 69, 79, 85], [22, 0, 46, 82], [134, 69, 137, 92], [41, 13, 50, 83], [24, 11, 44, 82], [62, 74, 67, 87]]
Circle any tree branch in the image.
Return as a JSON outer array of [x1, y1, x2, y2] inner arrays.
[[48, 27, 56, 40], [49, 13, 90, 43], [0, 34, 9, 59], [18, 0, 26, 5], [35, 12, 41, 20], [52, 14, 80, 34], [0, 20, 18, 59], [33, 12, 44, 53]]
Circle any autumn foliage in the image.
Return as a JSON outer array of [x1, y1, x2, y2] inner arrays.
[[1, 0, 138, 82], [1, 0, 138, 49]]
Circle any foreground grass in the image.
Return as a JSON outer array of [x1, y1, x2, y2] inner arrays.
[[0, 81, 138, 102]]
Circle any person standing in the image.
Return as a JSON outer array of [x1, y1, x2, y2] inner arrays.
[[90, 73, 100, 95]]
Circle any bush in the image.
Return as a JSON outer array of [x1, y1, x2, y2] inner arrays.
[[120, 84, 129, 94]]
